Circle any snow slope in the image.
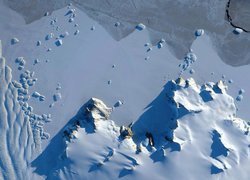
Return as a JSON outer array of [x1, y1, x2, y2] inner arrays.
[[0, 1, 250, 180], [0, 43, 38, 180], [0, 3, 249, 147], [34, 78, 250, 180]]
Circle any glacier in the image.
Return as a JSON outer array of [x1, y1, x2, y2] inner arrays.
[[0, 1, 250, 179]]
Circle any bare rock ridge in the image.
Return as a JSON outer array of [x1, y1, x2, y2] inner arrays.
[[0, 40, 38, 180], [2, 0, 250, 66]]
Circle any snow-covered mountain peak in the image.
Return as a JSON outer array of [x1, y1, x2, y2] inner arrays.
[[45, 77, 250, 179], [86, 97, 113, 123], [1, 1, 250, 179], [173, 77, 234, 114]]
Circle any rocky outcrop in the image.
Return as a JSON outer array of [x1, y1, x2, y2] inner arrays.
[[63, 97, 113, 141], [84, 98, 112, 130], [120, 125, 133, 139], [44, 77, 250, 179]]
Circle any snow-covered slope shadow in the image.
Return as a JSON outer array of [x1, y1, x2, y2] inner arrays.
[[0, 43, 38, 180], [31, 98, 103, 176], [31, 80, 182, 178], [210, 130, 229, 174], [32, 77, 250, 179], [131, 80, 188, 154]]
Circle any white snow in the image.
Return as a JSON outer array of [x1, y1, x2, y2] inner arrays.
[[45, 33, 54, 40], [55, 39, 63, 46], [53, 92, 62, 102], [0, 1, 250, 180], [0, 53, 39, 180], [234, 28, 243, 34], [44, 78, 250, 180], [36, 41, 41, 46], [11, 37, 19, 45], [136, 23, 146, 31], [239, 89, 245, 95], [195, 29, 205, 37]]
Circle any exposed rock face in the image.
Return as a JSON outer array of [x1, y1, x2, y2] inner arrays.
[[63, 97, 113, 142], [85, 98, 112, 130], [36, 77, 250, 179], [120, 125, 133, 139], [63, 77, 247, 153], [0, 42, 37, 180], [50, 77, 250, 179]]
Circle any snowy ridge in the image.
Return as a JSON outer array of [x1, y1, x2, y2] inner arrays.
[[42, 77, 250, 179], [1, 2, 250, 179], [0, 44, 38, 180], [62, 97, 116, 141]]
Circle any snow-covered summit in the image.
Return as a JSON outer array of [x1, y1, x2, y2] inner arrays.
[[42, 77, 250, 179]]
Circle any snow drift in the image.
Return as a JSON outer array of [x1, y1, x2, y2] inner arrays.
[[0, 41, 38, 180]]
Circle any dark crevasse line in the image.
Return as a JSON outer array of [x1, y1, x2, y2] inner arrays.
[[225, 0, 250, 32]]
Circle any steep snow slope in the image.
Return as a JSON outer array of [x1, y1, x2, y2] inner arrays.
[[0, 2, 250, 180], [34, 78, 250, 180], [0, 42, 38, 180], [0, 3, 249, 150], [0, 4, 181, 150]]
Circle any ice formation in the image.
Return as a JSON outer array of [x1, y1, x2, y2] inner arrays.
[[33, 59, 40, 65], [15, 57, 26, 66], [53, 92, 62, 102], [0, 43, 39, 180], [114, 100, 123, 107], [189, 69, 195, 74], [36, 41, 41, 46], [115, 22, 121, 27], [55, 39, 63, 46], [179, 51, 197, 73], [234, 28, 243, 35], [195, 29, 205, 37], [0, 2, 250, 179], [91, 26, 95, 31], [136, 23, 146, 31], [11, 38, 19, 45], [45, 33, 54, 40], [37, 77, 250, 179], [60, 31, 69, 38], [239, 89, 245, 95], [68, 18, 74, 23]]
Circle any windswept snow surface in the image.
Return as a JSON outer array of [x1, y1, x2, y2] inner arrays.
[[0, 46, 38, 180], [37, 78, 250, 180], [0, 1, 250, 180]]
